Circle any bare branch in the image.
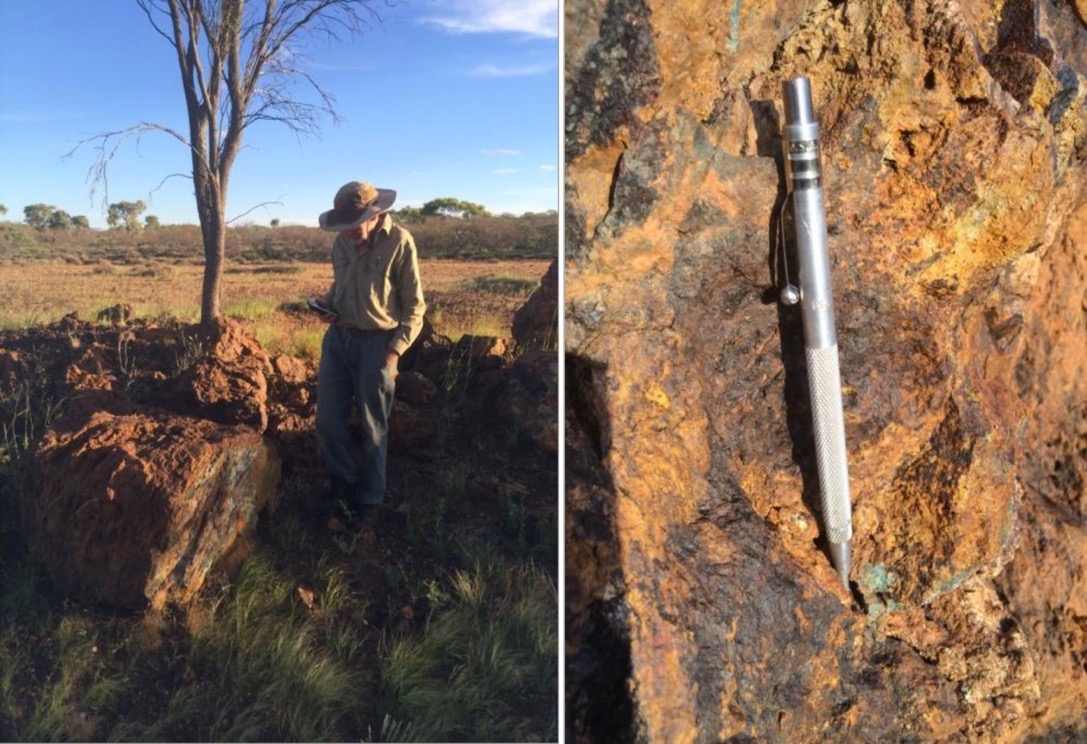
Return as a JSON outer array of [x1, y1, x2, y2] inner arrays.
[[150, 172, 194, 196], [64, 122, 193, 210], [226, 199, 283, 224], [135, 0, 177, 46], [184, 4, 214, 125], [261, 0, 384, 72], [240, 57, 338, 137]]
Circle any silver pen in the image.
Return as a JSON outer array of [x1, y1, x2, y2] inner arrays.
[[780, 77, 853, 588]]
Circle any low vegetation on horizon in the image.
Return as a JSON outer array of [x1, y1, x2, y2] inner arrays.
[[0, 209, 557, 264]]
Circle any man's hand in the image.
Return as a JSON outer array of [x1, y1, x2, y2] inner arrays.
[[385, 350, 400, 380], [308, 298, 338, 323]]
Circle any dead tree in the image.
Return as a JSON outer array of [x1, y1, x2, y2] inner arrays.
[[88, 0, 383, 327]]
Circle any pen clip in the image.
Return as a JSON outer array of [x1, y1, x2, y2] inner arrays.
[[778, 191, 800, 305]]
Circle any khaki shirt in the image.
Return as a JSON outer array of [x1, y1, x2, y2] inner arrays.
[[323, 214, 426, 356]]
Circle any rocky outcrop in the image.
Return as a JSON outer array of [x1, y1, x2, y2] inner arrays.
[[565, 0, 1087, 741], [400, 320, 454, 382], [23, 404, 279, 611], [178, 318, 273, 433], [512, 259, 559, 350], [12, 319, 284, 612], [496, 350, 560, 453]]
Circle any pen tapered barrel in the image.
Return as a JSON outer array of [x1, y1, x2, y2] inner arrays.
[[782, 77, 853, 583]]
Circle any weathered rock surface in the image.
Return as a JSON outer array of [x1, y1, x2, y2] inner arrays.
[[23, 404, 280, 611], [178, 318, 272, 432], [395, 370, 439, 407], [8, 319, 285, 612], [495, 350, 560, 454], [400, 320, 454, 382], [512, 259, 560, 350], [565, 0, 1087, 741]]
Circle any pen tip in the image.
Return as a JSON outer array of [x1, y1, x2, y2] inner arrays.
[[829, 541, 851, 589]]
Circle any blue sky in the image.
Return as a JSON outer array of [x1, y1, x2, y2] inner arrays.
[[0, 0, 558, 228]]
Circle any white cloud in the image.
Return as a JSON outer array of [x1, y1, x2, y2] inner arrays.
[[539, 164, 555, 171], [493, 168, 518, 175], [468, 62, 553, 78], [483, 148, 521, 157], [422, 0, 558, 38]]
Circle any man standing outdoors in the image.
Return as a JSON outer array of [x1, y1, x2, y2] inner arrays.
[[313, 181, 426, 533]]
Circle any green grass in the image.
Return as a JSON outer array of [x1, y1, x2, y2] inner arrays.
[[0, 524, 557, 742], [0, 473, 556, 743], [287, 327, 324, 360], [381, 559, 558, 742], [224, 298, 280, 321], [468, 317, 507, 338], [132, 553, 370, 742]]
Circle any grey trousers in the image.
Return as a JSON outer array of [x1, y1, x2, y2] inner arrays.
[[316, 326, 396, 507]]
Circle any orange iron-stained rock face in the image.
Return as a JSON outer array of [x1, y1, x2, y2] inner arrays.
[[565, 0, 1087, 741], [24, 407, 280, 612]]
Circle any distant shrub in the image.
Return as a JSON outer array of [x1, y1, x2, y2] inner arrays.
[[468, 276, 539, 295], [130, 263, 171, 278]]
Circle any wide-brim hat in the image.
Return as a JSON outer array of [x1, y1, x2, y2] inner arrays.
[[318, 181, 396, 231]]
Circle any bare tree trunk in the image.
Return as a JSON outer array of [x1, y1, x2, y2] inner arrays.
[[193, 163, 225, 329], [200, 217, 225, 327]]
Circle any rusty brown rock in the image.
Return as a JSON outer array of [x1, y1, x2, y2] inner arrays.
[[495, 349, 559, 453], [991, 200, 1087, 733], [388, 399, 436, 454], [396, 370, 438, 407], [400, 320, 454, 381], [23, 405, 280, 611], [269, 353, 310, 387], [566, 0, 1087, 741], [65, 346, 120, 394], [450, 334, 512, 373], [178, 319, 272, 432], [512, 259, 559, 350]]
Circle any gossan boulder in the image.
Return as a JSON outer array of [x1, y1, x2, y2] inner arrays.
[[178, 319, 272, 433], [22, 405, 280, 611], [495, 349, 559, 454], [512, 259, 558, 350]]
